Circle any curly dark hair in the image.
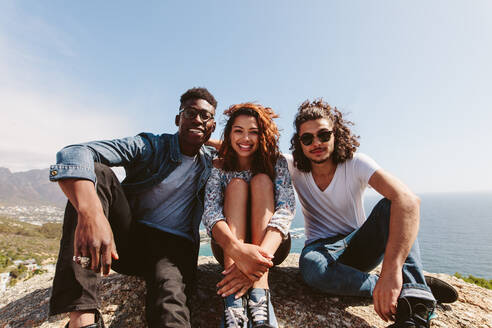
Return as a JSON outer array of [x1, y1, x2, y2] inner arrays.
[[290, 99, 360, 172], [219, 103, 280, 180], [180, 87, 217, 109]]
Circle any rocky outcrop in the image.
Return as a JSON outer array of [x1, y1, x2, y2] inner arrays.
[[1, 255, 491, 327]]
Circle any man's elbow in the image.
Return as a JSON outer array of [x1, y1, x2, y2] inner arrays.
[[409, 193, 420, 208], [395, 191, 420, 212], [56, 145, 95, 165]]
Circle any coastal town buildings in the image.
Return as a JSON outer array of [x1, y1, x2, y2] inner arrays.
[[0, 205, 63, 225]]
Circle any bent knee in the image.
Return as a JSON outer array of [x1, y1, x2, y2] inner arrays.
[[372, 198, 391, 225], [250, 173, 273, 190], [94, 162, 112, 174], [94, 162, 119, 182], [376, 198, 391, 212], [226, 177, 249, 190]]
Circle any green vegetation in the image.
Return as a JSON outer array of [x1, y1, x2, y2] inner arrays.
[[39, 222, 63, 239], [0, 217, 61, 281], [10, 263, 28, 280], [454, 272, 492, 290]]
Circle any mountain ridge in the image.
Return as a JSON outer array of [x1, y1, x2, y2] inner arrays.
[[0, 167, 66, 207]]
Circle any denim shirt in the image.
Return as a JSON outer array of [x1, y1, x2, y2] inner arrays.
[[49, 132, 215, 254]]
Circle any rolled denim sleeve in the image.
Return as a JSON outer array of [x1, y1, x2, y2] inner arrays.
[[49, 133, 153, 183], [268, 155, 296, 238], [202, 167, 226, 237]]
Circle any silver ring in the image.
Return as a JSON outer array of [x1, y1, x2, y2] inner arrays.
[[73, 256, 91, 268]]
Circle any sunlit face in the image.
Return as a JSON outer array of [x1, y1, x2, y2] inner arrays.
[[229, 115, 259, 159], [298, 118, 335, 164], [175, 98, 216, 147]]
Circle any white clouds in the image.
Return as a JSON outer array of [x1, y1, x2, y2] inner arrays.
[[0, 86, 133, 171], [0, 1, 491, 193], [0, 3, 132, 172]]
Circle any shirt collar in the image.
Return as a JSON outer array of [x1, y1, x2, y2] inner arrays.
[[170, 133, 181, 163]]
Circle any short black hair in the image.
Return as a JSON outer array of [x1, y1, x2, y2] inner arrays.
[[180, 87, 217, 109]]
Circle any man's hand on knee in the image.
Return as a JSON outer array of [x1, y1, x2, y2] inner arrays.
[[58, 179, 119, 275], [373, 271, 402, 322], [74, 209, 118, 275]]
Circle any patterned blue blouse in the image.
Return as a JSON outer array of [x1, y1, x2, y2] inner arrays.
[[202, 155, 296, 238]]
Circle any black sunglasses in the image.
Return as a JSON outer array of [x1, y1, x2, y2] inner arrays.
[[299, 130, 333, 146], [179, 107, 214, 122]]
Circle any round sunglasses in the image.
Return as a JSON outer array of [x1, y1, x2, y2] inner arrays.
[[299, 130, 333, 146]]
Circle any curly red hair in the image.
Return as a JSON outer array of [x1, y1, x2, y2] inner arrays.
[[219, 103, 280, 180]]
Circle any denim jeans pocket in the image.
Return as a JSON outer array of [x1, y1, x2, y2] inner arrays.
[[323, 239, 347, 261]]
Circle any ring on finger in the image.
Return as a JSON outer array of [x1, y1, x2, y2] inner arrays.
[[73, 255, 91, 268]]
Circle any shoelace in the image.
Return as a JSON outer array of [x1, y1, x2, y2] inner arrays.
[[406, 302, 433, 328], [248, 296, 268, 322], [224, 306, 248, 327], [390, 304, 433, 328], [403, 311, 432, 327]]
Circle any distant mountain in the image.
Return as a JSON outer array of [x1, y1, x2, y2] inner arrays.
[[0, 167, 66, 207]]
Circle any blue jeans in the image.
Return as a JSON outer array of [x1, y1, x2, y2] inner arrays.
[[299, 198, 435, 301]]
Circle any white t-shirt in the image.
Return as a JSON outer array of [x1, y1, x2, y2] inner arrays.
[[284, 153, 380, 244]]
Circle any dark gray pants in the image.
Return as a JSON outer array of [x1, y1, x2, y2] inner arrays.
[[49, 163, 195, 327]]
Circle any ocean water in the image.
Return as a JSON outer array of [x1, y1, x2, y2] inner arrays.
[[199, 191, 492, 279]]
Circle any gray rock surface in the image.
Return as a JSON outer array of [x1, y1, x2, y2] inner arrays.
[[1, 255, 491, 327]]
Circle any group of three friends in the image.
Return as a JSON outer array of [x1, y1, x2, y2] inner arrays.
[[48, 87, 457, 328]]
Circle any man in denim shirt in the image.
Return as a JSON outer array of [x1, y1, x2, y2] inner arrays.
[[49, 88, 217, 328]]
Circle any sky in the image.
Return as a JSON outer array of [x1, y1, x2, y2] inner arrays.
[[0, 0, 491, 193]]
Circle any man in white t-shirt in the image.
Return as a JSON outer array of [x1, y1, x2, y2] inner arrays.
[[286, 99, 456, 327]]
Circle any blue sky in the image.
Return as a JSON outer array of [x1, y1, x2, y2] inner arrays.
[[1, 1, 491, 193]]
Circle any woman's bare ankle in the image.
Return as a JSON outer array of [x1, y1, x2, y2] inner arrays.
[[69, 311, 95, 328]]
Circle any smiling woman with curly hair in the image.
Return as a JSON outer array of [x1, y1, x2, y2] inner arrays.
[[219, 103, 280, 180], [202, 103, 296, 328]]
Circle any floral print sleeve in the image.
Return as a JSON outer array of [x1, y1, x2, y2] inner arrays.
[[202, 167, 225, 237], [269, 155, 296, 238], [202, 156, 296, 239]]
